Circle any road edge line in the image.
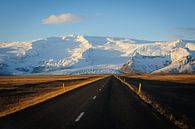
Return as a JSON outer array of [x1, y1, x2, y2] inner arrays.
[[0, 75, 110, 118], [114, 75, 188, 129]]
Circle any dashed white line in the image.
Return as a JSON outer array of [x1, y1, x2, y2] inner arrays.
[[92, 96, 97, 100], [75, 112, 85, 122]]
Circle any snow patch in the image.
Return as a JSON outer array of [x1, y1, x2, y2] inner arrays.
[[0, 35, 195, 75]]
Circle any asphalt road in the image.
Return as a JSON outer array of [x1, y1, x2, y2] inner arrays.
[[121, 76, 195, 128], [0, 76, 178, 129]]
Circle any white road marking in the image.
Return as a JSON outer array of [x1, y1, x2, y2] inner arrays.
[[99, 88, 101, 91], [75, 112, 85, 122], [92, 96, 97, 100]]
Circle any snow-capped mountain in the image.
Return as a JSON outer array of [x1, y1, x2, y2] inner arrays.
[[0, 35, 195, 75]]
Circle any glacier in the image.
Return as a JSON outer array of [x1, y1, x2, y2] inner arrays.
[[0, 35, 195, 75]]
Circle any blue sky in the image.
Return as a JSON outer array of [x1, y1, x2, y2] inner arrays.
[[0, 0, 195, 41]]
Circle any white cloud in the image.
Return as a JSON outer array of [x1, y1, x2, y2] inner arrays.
[[42, 13, 84, 25]]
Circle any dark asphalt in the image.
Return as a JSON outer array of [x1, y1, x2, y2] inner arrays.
[[121, 76, 195, 129], [0, 76, 178, 129]]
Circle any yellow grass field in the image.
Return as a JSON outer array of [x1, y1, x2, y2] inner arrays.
[[119, 74, 195, 129], [0, 75, 106, 117], [123, 74, 195, 84]]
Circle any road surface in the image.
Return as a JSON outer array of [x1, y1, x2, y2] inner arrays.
[[121, 75, 195, 128], [0, 76, 178, 129]]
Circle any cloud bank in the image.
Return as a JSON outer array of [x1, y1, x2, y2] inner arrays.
[[42, 13, 84, 25]]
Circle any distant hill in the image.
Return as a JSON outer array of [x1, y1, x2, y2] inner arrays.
[[0, 35, 195, 75]]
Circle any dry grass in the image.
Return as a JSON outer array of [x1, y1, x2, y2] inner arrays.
[[0, 75, 107, 117], [0, 75, 98, 86], [138, 93, 189, 129], [115, 75, 189, 129], [123, 74, 195, 84]]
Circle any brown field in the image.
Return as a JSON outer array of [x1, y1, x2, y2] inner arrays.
[[0, 75, 99, 86], [0, 75, 106, 117], [123, 74, 195, 84], [120, 74, 195, 129]]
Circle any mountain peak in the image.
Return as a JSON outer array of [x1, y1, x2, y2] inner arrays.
[[0, 35, 195, 75]]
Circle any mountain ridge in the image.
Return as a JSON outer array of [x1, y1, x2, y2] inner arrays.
[[0, 35, 195, 75]]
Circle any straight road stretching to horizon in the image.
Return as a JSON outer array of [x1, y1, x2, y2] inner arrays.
[[0, 76, 178, 129]]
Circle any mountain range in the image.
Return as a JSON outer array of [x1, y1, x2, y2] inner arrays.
[[0, 35, 195, 75]]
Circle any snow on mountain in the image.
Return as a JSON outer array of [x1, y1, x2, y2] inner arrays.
[[152, 48, 195, 74], [121, 52, 170, 74], [44, 64, 124, 75], [0, 35, 195, 75]]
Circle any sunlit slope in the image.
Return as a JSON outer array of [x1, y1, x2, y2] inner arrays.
[[0, 35, 195, 75]]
